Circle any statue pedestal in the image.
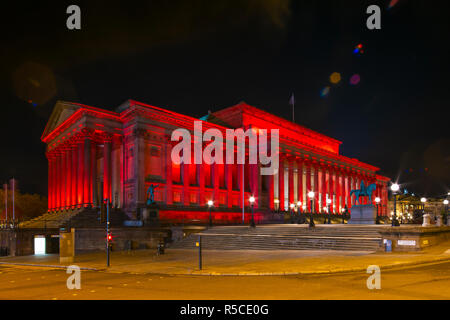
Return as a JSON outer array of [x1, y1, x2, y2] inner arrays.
[[143, 204, 160, 226], [348, 205, 377, 225]]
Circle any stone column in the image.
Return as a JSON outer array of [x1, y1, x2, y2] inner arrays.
[[226, 163, 233, 208], [322, 166, 328, 212], [288, 158, 294, 209], [77, 139, 84, 206], [305, 163, 312, 212], [71, 145, 77, 208], [55, 150, 61, 210], [213, 163, 220, 205], [297, 159, 304, 212], [335, 171, 341, 213], [47, 152, 53, 211], [61, 149, 67, 210], [103, 136, 112, 202], [84, 137, 92, 206], [91, 141, 97, 207], [165, 141, 173, 205], [328, 166, 334, 213], [278, 156, 285, 211], [315, 165, 320, 213], [65, 147, 71, 209], [198, 162, 205, 206], [183, 162, 190, 206]]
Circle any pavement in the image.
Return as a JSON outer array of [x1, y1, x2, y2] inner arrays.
[[1, 241, 450, 276]]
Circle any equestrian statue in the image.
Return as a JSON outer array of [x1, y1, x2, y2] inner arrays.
[[350, 181, 376, 205]]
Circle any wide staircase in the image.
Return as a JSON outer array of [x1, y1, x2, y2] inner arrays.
[[20, 207, 127, 229], [170, 224, 385, 251]]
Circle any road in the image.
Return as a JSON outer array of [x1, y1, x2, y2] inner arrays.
[[0, 261, 449, 300]]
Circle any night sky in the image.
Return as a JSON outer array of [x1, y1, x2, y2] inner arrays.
[[1, 0, 448, 197]]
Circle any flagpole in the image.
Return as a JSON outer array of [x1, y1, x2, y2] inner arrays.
[[292, 100, 295, 123]]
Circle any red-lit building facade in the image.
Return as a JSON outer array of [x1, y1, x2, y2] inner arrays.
[[42, 100, 390, 223]]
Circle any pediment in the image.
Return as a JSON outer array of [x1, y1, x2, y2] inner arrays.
[[41, 100, 82, 142]]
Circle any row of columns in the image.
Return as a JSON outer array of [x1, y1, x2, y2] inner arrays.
[[47, 130, 114, 211], [163, 142, 258, 209], [272, 155, 388, 215]]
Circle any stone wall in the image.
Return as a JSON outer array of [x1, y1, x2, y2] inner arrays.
[[74, 227, 169, 253], [379, 226, 450, 252]]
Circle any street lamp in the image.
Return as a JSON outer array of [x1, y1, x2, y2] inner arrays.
[[308, 191, 315, 227], [297, 201, 302, 224], [444, 199, 449, 225], [290, 203, 295, 223], [274, 199, 280, 213], [391, 183, 400, 226], [207, 200, 213, 227], [326, 198, 332, 224], [421, 197, 427, 220], [249, 196, 256, 228], [341, 207, 346, 224], [375, 197, 381, 224]]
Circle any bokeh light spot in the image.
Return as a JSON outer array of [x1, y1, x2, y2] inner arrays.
[[320, 86, 330, 97], [350, 74, 361, 85], [329, 72, 341, 84], [12, 61, 57, 106]]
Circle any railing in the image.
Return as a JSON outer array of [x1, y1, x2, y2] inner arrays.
[[47, 203, 96, 213]]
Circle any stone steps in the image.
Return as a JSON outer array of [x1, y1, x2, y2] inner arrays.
[[20, 208, 127, 229], [169, 225, 384, 251]]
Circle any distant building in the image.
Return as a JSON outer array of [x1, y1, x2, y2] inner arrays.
[[388, 194, 449, 219], [41, 100, 390, 223]]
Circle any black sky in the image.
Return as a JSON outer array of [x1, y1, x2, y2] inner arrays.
[[1, 0, 449, 197]]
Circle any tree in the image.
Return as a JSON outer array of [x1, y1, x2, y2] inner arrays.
[[0, 189, 47, 221]]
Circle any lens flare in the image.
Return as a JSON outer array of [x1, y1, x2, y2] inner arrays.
[[329, 72, 341, 84], [353, 44, 364, 55], [350, 74, 360, 85], [320, 86, 330, 97]]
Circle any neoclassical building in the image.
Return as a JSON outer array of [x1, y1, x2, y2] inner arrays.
[[42, 99, 390, 223]]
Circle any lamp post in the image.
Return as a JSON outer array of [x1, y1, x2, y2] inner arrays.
[[296, 201, 302, 224], [274, 199, 279, 213], [308, 191, 315, 227], [341, 207, 346, 224], [421, 197, 427, 223], [326, 198, 332, 224], [444, 199, 449, 225], [391, 183, 400, 226], [375, 197, 381, 224], [249, 196, 255, 228], [207, 200, 213, 227]]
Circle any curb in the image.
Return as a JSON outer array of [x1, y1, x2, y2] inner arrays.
[[0, 262, 100, 271], [1, 256, 449, 276]]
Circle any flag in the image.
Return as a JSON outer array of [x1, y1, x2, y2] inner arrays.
[[289, 93, 295, 106]]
